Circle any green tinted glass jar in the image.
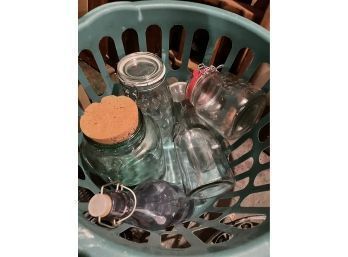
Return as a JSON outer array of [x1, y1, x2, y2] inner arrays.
[[80, 111, 165, 187]]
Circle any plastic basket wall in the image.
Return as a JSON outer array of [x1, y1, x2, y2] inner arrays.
[[78, 1, 270, 256]]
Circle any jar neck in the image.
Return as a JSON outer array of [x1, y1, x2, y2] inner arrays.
[[107, 190, 135, 219], [83, 110, 146, 153], [122, 76, 166, 93]]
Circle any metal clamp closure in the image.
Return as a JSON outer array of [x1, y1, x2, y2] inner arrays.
[[97, 181, 137, 229]]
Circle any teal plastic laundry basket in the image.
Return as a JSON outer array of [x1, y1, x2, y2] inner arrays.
[[78, 1, 270, 256]]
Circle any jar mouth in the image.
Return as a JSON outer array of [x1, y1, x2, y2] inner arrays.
[[189, 72, 224, 108], [117, 52, 166, 90], [169, 81, 187, 103], [231, 93, 267, 139], [83, 110, 146, 150], [188, 180, 235, 200]]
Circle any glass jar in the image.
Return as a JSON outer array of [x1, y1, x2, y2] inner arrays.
[[169, 82, 211, 136], [80, 107, 165, 187], [172, 83, 235, 200], [117, 52, 174, 139], [175, 127, 235, 200], [186, 64, 267, 140]]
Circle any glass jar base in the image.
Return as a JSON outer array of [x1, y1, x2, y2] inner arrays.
[[231, 94, 267, 139], [188, 180, 234, 200]]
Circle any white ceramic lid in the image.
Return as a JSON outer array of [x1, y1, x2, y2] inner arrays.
[[88, 194, 112, 218]]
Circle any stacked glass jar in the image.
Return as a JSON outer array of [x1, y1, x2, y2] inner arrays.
[[116, 52, 181, 186], [79, 54, 266, 230], [116, 52, 174, 139]]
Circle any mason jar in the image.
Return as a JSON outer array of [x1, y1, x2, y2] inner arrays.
[[186, 64, 267, 140], [117, 52, 174, 139], [79, 96, 165, 187]]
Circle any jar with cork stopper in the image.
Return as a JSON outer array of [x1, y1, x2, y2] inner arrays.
[[79, 95, 165, 187]]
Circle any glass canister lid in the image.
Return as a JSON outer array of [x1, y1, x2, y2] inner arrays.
[[117, 52, 166, 89]]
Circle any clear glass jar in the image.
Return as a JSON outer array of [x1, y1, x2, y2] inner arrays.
[[186, 64, 267, 140], [175, 127, 235, 200], [80, 112, 165, 187], [172, 84, 235, 200], [117, 52, 174, 139]]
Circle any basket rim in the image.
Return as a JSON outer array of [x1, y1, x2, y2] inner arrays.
[[79, 217, 270, 257], [78, 0, 269, 45]]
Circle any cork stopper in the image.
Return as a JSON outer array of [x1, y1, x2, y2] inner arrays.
[[88, 194, 112, 218], [80, 95, 139, 144]]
